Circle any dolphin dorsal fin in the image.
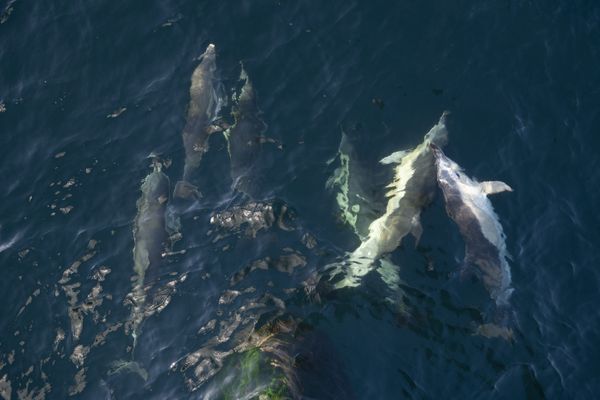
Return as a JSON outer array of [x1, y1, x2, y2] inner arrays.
[[379, 150, 409, 165], [480, 181, 513, 195]]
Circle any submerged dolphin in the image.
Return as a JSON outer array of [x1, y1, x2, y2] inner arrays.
[[432, 145, 513, 306], [223, 64, 269, 197], [326, 130, 383, 240], [174, 43, 225, 199], [333, 112, 449, 289], [127, 158, 170, 344]]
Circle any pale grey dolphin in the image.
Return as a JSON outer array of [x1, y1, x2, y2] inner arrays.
[[127, 158, 170, 344], [333, 112, 449, 289], [223, 64, 269, 198], [432, 145, 513, 306], [174, 43, 226, 199]]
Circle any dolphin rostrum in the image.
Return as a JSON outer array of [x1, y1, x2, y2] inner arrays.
[[174, 43, 226, 199], [432, 144, 513, 306], [333, 112, 449, 289]]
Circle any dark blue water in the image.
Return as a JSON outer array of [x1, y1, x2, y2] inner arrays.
[[1, 0, 600, 398]]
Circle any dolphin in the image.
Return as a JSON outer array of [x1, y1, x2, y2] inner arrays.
[[127, 158, 170, 345], [174, 43, 226, 199], [333, 112, 449, 289], [223, 64, 269, 198], [326, 130, 383, 240], [431, 144, 513, 306]]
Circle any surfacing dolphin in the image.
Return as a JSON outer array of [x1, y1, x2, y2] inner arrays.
[[332, 112, 449, 289], [431, 144, 513, 307], [174, 43, 226, 199], [127, 158, 170, 345]]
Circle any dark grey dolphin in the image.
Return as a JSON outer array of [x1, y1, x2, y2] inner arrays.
[[432, 145, 513, 306], [223, 64, 269, 198], [174, 43, 225, 199], [128, 159, 170, 344]]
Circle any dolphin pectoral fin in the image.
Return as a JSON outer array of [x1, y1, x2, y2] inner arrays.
[[379, 150, 410, 165], [409, 216, 423, 246], [173, 181, 202, 200], [480, 181, 513, 195]]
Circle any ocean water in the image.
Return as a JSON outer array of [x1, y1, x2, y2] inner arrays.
[[1, 0, 599, 399]]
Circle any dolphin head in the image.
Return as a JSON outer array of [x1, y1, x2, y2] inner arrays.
[[203, 43, 216, 58], [198, 43, 217, 73], [431, 144, 467, 186], [431, 143, 455, 172], [425, 111, 449, 147], [430, 143, 443, 161]]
